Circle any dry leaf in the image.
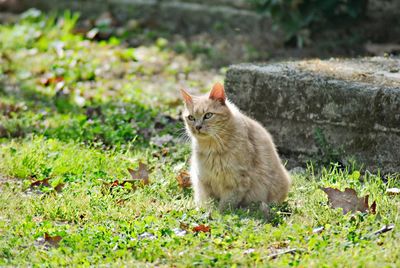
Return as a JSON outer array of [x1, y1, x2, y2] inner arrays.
[[54, 183, 65, 193], [30, 178, 51, 188], [39, 76, 64, 86], [100, 162, 151, 191], [128, 162, 149, 185], [177, 170, 191, 189], [180, 222, 189, 230], [321, 187, 376, 214], [111, 180, 120, 187], [369, 200, 377, 214], [192, 224, 210, 233], [30, 178, 66, 193], [44, 233, 62, 247], [386, 188, 400, 195]]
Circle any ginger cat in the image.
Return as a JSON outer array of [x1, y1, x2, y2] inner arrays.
[[180, 83, 291, 211]]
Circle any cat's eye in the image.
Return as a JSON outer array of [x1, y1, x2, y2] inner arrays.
[[204, 112, 213, 119], [188, 115, 195, 121]]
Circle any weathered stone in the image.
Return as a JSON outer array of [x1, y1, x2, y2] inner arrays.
[[225, 57, 400, 173], [177, 0, 252, 10], [109, 0, 158, 24], [156, 1, 278, 45], [5, 0, 109, 18]]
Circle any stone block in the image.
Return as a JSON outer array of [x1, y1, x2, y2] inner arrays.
[[225, 57, 400, 173], [108, 0, 158, 24]]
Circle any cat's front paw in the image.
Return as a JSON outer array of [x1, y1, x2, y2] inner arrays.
[[218, 201, 228, 212], [259, 202, 271, 220]]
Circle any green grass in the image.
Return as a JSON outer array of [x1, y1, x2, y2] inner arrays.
[[1, 10, 400, 267]]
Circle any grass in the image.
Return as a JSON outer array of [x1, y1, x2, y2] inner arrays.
[[1, 10, 400, 267]]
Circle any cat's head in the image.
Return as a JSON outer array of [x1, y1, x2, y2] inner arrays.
[[180, 82, 232, 139]]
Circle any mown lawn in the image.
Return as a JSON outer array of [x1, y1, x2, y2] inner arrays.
[[1, 10, 399, 267]]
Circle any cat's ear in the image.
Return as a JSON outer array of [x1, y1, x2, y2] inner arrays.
[[209, 82, 226, 105], [180, 88, 193, 105]]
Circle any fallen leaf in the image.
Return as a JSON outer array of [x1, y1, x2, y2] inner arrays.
[[44, 233, 62, 247], [39, 76, 64, 86], [192, 224, 210, 233], [321, 187, 376, 214], [179, 222, 189, 230], [99, 164, 150, 192], [30, 178, 51, 188], [128, 162, 149, 185], [54, 183, 65, 193], [176, 170, 191, 189], [386, 188, 400, 195], [111, 180, 120, 187], [369, 200, 377, 214]]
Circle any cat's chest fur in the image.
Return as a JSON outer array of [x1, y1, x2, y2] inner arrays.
[[193, 143, 246, 197]]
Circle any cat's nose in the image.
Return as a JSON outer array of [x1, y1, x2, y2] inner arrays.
[[195, 125, 202, 131]]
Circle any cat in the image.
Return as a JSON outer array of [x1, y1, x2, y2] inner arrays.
[[180, 82, 291, 212]]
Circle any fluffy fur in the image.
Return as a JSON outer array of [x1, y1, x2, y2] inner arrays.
[[181, 83, 291, 210]]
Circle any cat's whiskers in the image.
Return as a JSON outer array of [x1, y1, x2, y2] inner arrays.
[[176, 127, 191, 143]]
